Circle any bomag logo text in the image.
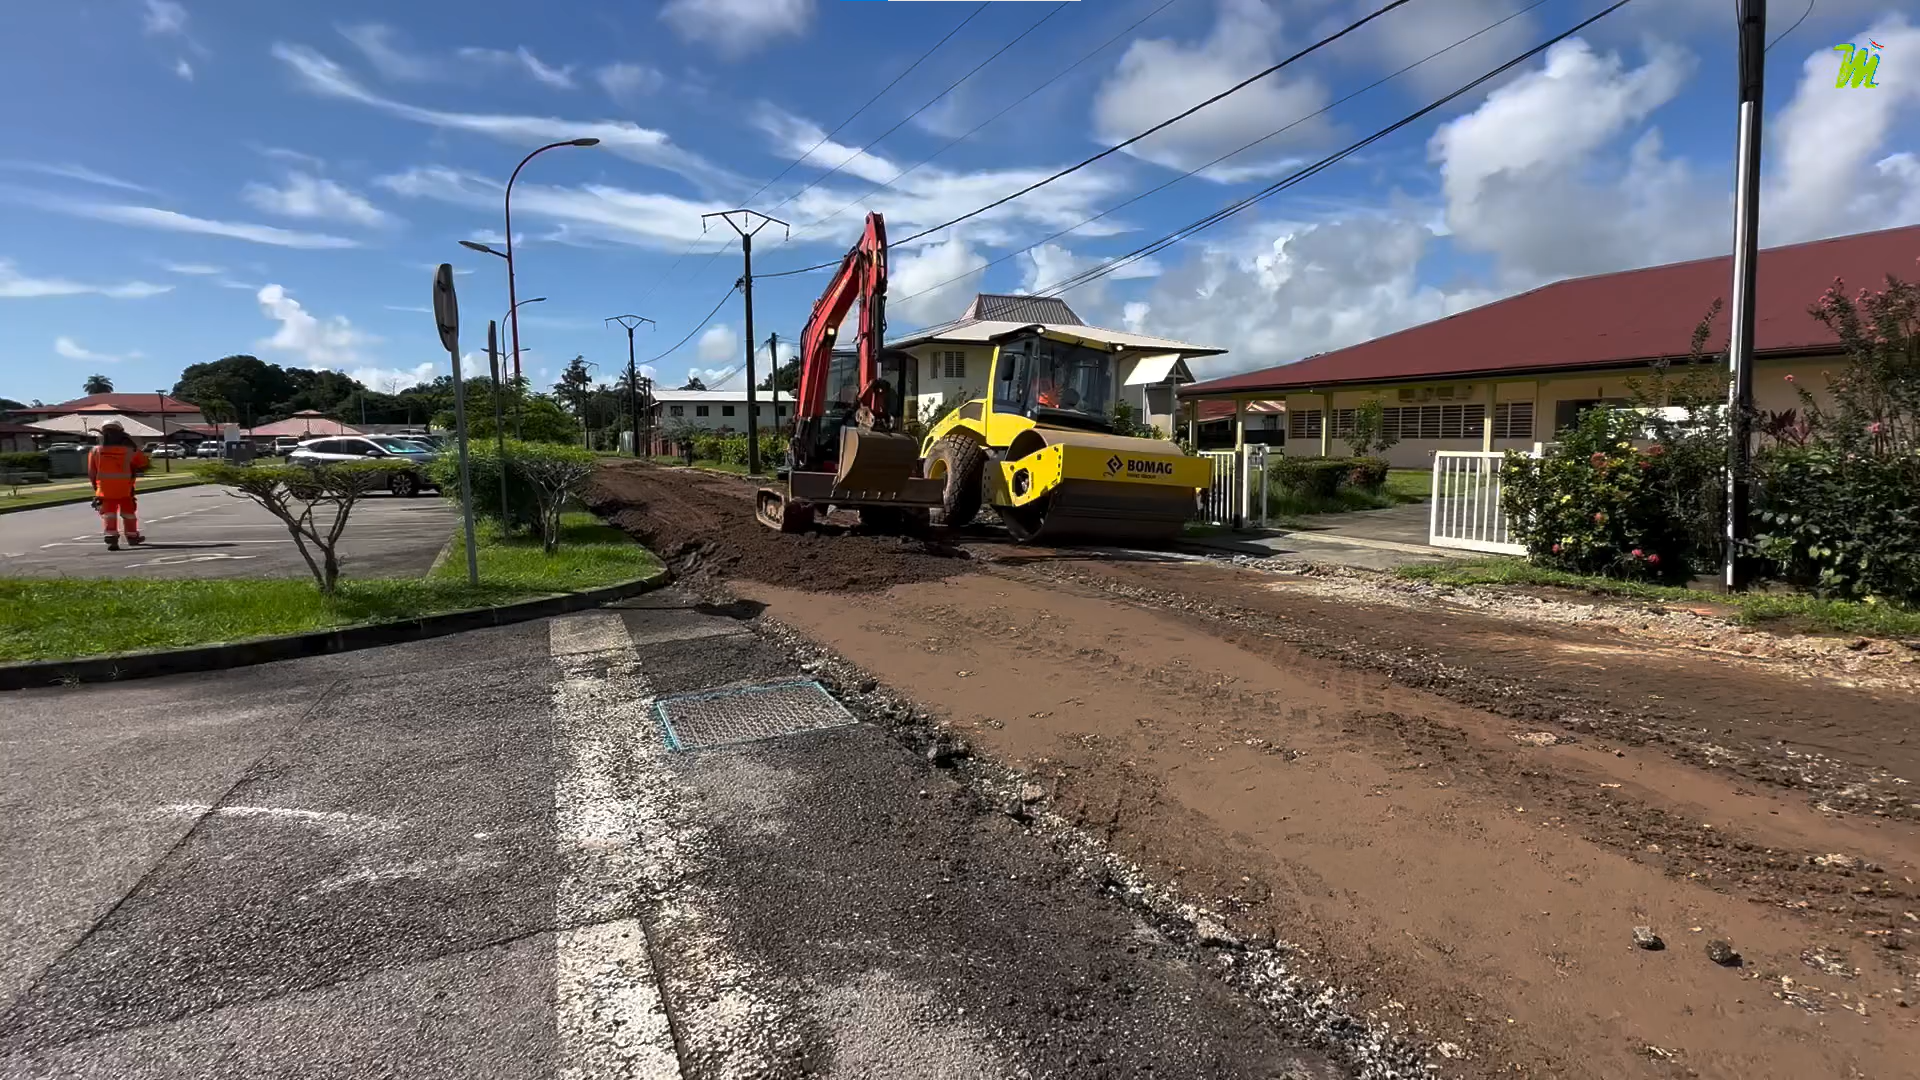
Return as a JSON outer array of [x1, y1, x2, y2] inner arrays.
[[1122, 459, 1175, 477]]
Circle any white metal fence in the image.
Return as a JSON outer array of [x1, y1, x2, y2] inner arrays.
[[1428, 450, 1527, 555], [1198, 445, 1270, 528]]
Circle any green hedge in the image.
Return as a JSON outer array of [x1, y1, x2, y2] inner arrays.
[[678, 431, 786, 468], [1270, 456, 1386, 497], [426, 439, 592, 530], [1500, 408, 1692, 581], [0, 451, 50, 473], [1755, 447, 1920, 604]]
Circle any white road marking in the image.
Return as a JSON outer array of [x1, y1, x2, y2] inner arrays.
[[156, 804, 393, 829], [127, 553, 262, 568], [549, 613, 684, 1080]]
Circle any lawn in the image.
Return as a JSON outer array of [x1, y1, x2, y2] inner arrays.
[[1265, 468, 1428, 524], [0, 511, 662, 663], [1397, 557, 1920, 638], [0, 469, 210, 513]]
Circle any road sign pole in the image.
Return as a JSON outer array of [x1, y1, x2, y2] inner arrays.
[[488, 320, 512, 533], [435, 264, 480, 586]]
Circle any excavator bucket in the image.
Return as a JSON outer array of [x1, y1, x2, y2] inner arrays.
[[833, 426, 919, 494], [989, 429, 1210, 546]]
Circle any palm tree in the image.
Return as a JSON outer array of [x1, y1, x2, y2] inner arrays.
[[83, 374, 114, 394]]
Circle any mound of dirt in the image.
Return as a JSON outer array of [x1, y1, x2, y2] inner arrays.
[[588, 462, 972, 592]]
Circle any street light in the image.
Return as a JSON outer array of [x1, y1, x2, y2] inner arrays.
[[606, 315, 655, 458], [502, 138, 599, 388]]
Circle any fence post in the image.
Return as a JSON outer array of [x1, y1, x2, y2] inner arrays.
[[1428, 454, 1442, 547]]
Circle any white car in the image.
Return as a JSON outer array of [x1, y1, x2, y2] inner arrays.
[[194, 442, 223, 459], [287, 435, 442, 497]]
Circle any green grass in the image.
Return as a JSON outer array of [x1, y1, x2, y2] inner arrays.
[[1396, 557, 1920, 638], [1266, 468, 1429, 525], [0, 471, 209, 513], [0, 511, 662, 663]]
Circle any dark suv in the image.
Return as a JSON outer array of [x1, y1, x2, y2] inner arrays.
[[287, 435, 441, 496]]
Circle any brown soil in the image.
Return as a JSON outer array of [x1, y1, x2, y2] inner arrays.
[[600, 463, 1920, 1079], [587, 460, 970, 592]]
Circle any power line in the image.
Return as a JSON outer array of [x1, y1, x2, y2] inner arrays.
[[1028, 0, 1639, 305], [1766, 0, 1814, 51], [645, 283, 739, 367], [759, 0, 1417, 279], [628, 3, 988, 310], [786, 0, 1187, 245], [770, 1, 1075, 224], [884, 0, 1551, 320]]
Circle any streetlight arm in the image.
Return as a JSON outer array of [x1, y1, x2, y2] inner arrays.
[[503, 138, 598, 391]]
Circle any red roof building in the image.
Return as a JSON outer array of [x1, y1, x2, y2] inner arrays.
[[5, 393, 199, 418], [244, 411, 361, 438], [1180, 225, 1918, 467]]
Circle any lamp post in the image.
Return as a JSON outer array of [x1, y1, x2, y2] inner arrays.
[[155, 391, 170, 473], [458, 138, 601, 390], [606, 315, 655, 458]]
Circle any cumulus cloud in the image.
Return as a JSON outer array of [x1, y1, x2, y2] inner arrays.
[[0, 259, 171, 299], [1091, 0, 1332, 181], [256, 283, 380, 368], [243, 172, 394, 227], [1020, 243, 1163, 312], [1357, 0, 1541, 96], [890, 236, 989, 327], [55, 337, 142, 364], [274, 44, 737, 191], [697, 323, 740, 364], [661, 0, 813, 58], [348, 362, 438, 391]]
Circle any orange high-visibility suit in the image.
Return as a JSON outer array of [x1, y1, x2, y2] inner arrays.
[[87, 444, 149, 547]]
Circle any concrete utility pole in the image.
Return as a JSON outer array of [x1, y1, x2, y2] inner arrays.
[[607, 314, 655, 457], [487, 321, 510, 534], [766, 331, 782, 445], [1725, 0, 1767, 591], [701, 209, 789, 476]]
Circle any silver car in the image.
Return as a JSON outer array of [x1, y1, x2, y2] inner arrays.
[[287, 435, 440, 497]]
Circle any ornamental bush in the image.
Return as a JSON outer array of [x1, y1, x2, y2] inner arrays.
[[1270, 456, 1350, 498], [1753, 447, 1920, 604], [0, 451, 50, 473], [1501, 407, 1691, 581]]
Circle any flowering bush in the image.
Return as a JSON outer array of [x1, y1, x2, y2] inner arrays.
[[1501, 407, 1691, 581]]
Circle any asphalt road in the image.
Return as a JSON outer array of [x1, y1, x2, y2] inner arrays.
[[0, 486, 457, 580], [0, 591, 1346, 1079]]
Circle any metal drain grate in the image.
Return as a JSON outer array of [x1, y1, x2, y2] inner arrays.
[[653, 679, 857, 752]]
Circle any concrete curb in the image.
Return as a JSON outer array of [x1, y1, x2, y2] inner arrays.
[[0, 568, 673, 692], [0, 478, 208, 516]]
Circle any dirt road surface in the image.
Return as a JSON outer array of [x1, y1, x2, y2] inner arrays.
[[592, 461, 1920, 1080]]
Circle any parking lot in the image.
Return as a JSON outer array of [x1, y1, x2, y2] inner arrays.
[[0, 486, 458, 580]]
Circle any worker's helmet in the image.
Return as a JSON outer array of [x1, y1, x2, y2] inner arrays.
[[99, 421, 125, 434]]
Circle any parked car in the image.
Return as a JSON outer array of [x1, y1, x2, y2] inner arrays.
[[287, 435, 441, 496], [144, 443, 185, 459], [273, 436, 301, 456], [193, 441, 223, 459]]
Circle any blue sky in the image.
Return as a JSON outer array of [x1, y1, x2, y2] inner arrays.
[[1, 0, 1915, 406]]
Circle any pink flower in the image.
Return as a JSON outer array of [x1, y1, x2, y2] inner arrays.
[[1647, 444, 1666, 457], [1551, 543, 1562, 554], [1784, 374, 1795, 383], [1869, 421, 1884, 434], [1647, 553, 1660, 565], [1589, 451, 1608, 468], [1593, 512, 1607, 523], [1631, 548, 1644, 558]]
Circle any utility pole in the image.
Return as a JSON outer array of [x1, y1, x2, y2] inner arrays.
[[606, 315, 655, 458], [766, 331, 781, 446], [701, 209, 789, 476], [1725, 0, 1767, 592]]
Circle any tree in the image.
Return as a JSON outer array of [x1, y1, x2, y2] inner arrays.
[[1346, 399, 1398, 457], [516, 445, 597, 552], [83, 375, 113, 394], [758, 358, 799, 395], [0, 397, 24, 412], [202, 460, 407, 595], [680, 375, 708, 391]]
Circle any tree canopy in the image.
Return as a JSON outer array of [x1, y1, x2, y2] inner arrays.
[[83, 375, 113, 394], [172, 354, 446, 427]]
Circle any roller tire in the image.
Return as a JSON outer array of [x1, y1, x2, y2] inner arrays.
[[928, 435, 984, 528]]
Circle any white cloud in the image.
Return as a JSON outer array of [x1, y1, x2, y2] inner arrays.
[[697, 323, 740, 364], [1359, 0, 1541, 96], [59, 202, 360, 249], [0, 161, 153, 193], [274, 44, 736, 191], [756, 107, 1131, 248], [459, 46, 577, 89], [174, 58, 194, 81], [255, 283, 380, 369], [1763, 18, 1920, 245], [378, 166, 727, 251], [338, 24, 445, 82], [143, 0, 188, 37], [161, 261, 223, 275], [348, 362, 438, 391], [1020, 243, 1162, 311], [0, 259, 171, 300], [384, 304, 432, 314], [258, 146, 328, 170], [55, 337, 142, 364], [661, 0, 813, 58], [597, 62, 665, 103], [890, 236, 988, 327], [687, 366, 742, 389], [1091, 0, 1332, 180], [243, 172, 394, 227]]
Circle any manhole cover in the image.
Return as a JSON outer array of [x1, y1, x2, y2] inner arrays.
[[653, 679, 857, 752]]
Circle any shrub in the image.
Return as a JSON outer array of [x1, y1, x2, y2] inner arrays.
[[1271, 456, 1351, 498], [1754, 446, 1920, 604], [1347, 456, 1389, 491], [514, 444, 596, 553], [1501, 407, 1691, 581], [0, 451, 50, 473], [429, 439, 540, 532], [1345, 400, 1400, 457], [204, 460, 409, 594]]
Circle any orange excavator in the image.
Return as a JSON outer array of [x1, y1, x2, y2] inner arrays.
[[754, 212, 946, 534]]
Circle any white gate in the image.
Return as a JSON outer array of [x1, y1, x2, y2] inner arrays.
[[1198, 445, 1270, 528], [1429, 450, 1526, 554]]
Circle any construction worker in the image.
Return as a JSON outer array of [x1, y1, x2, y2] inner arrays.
[[88, 421, 149, 551]]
